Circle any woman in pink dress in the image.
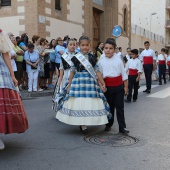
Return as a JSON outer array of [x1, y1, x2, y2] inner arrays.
[[0, 29, 28, 150]]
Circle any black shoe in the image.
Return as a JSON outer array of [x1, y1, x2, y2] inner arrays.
[[124, 99, 131, 103], [82, 129, 88, 134], [143, 89, 148, 92], [147, 90, 151, 94], [44, 86, 49, 90], [105, 126, 111, 132], [164, 80, 166, 84], [133, 100, 137, 102], [159, 82, 162, 85], [119, 128, 129, 134], [138, 85, 140, 89]]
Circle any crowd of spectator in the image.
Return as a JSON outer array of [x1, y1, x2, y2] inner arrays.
[[8, 32, 80, 93]]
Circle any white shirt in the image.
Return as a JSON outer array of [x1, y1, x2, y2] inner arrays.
[[98, 53, 128, 81], [139, 48, 156, 62], [125, 58, 143, 73], [116, 52, 122, 60], [10, 50, 17, 72], [167, 55, 170, 62], [155, 55, 158, 63], [98, 53, 105, 62], [125, 54, 131, 61], [158, 54, 167, 61]]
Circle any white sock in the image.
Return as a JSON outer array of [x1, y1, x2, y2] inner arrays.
[[81, 125, 87, 130], [0, 139, 5, 150]]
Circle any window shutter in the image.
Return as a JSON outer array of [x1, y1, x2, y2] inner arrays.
[[1, 0, 11, 6], [55, 0, 61, 10], [123, 8, 127, 32]]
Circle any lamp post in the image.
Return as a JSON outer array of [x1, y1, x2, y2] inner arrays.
[[150, 12, 157, 39]]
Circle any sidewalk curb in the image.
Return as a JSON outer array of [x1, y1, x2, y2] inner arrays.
[[21, 90, 53, 99]]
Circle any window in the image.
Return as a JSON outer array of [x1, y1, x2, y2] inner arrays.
[[0, 0, 11, 6], [123, 8, 127, 32], [55, 0, 61, 10]]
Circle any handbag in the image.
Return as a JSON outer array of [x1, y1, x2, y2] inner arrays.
[[28, 52, 37, 69], [31, 62, 37, 69]]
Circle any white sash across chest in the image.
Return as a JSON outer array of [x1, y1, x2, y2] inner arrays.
[[62, 53, 73, 67], [75, 53, 97, 82]]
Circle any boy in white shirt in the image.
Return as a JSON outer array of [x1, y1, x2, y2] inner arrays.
[[139, 41, 156, 93], [125, 49, 142, 103], [158, 48, 167, 85], [98, 38, 129, 134]]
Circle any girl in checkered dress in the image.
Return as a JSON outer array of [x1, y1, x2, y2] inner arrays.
[[57, 39, 77, 92], [56, 36, 110, 133], [0, 30, 28, 150]]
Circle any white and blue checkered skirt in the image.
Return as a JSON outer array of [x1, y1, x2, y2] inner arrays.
[[0, 53, 16, 91], [56, 71, 110, 125]]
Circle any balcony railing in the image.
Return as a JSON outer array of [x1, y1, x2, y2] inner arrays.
[[131, 23, 165, 44]]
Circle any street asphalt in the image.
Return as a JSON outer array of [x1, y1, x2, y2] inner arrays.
[[0, 79, 170, 170]]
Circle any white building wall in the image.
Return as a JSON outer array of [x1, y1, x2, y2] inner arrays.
[[46, 17, 84, 41], [131, 33, 165, 52], [0, 16, 25, 36], [67, 0, 84, 24]]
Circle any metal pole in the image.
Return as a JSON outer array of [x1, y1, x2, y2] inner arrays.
[[116, 37, 118, 46]]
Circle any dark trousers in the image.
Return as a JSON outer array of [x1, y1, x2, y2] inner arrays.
[[159, 64, 166, 83], [127, 75, 139, 101], [143, 64, 153, 90], [55, 63, 60, 78], [104, 85, 126, 131]]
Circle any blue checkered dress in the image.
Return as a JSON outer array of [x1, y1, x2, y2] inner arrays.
[[57, 70, 110, 113], [0, 53, 16, 91], [69, 70, 105, 98]]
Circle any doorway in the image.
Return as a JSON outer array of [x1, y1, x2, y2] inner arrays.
[[93, 8, 102, 53]]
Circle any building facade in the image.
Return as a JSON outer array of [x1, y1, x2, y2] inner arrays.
[[0, 0, 131, 53], [166, 0, 170, 51], [131, 0, 165, 52]]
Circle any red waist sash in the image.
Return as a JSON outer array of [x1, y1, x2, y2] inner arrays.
[[104, 75, 123, 87], [143, 56, 153, 64], [129, 69, 138, 76], [159, 60, 166, 65], [168, 61, 170, 66]]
